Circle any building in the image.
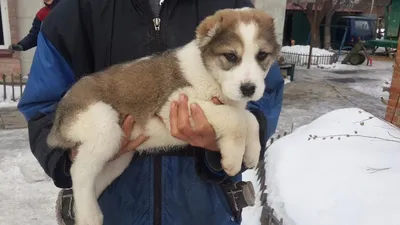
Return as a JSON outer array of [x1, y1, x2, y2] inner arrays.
[[0, 0, 43, 77], [254, 0, 287, 45], [385, 40, 400, 128]]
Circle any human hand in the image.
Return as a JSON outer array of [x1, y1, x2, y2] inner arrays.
[[69, 115, 149, 161], [8, 44, 23, 52], [169, 94, 223, 151]]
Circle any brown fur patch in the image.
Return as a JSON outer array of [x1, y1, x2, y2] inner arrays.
[[196, 8, 280, 72], [50, 50, 190, 148]]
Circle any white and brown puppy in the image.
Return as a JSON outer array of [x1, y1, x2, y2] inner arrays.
[[47, 8, 280, 225]]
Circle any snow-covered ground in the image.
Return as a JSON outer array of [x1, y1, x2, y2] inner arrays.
[[281, 45, 395, 73], [0, 129, 59, 225], [0, 85, 24, 108], [316, 55, 393, 73], [265, 108, 400, 225]]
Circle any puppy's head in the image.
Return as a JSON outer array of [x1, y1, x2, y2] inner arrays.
[[196, 8, 280, 102]]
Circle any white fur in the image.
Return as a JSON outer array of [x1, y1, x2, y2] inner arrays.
[[67, 20, 268, 225], [67, 102, 123, 225]]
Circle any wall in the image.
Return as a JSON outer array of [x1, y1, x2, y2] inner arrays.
[[385, 39, 400, 128], [16, 0, 43, 76], [254, 0, 287, 45], [0, 0, 21, 76]]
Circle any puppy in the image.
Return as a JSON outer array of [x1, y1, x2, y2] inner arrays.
[[47, 7, 280, 225]]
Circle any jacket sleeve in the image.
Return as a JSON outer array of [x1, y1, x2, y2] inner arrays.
[[199, 62, 284, 181], [17, 16, 42, 51], [17, 0, 93, 188], [18, 32, 76, 188]]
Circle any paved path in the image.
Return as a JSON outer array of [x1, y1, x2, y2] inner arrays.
[[0, 107, 27, 130], [276, 67, 392, 134]]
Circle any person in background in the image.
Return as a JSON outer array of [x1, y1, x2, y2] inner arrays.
[[8, 0, 60, 52], [17, 0, 285, 224]]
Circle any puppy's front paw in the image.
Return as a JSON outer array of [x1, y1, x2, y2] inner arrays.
[[221, 156, 242, 176], [243, 139, 261, 169], [75, 203, 103, 225]]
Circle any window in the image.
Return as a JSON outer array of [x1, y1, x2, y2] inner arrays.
[[0, 0, 11, 49], [354, 20, 370, 34]]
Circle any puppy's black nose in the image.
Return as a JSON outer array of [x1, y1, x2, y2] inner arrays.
[[240, 83, 256, 97]]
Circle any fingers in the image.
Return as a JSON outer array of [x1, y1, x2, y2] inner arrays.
[[122, 115, 134, 135], [169, 101, 182, 138], [69, 148, 78, 161], [121, 115, 134, 145], [170, 94, 197, 141], [122, 134, 149, 152], [177, 94, 196, 137], [211, 97, 223, 105]]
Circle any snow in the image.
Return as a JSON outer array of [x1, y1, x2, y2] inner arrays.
[[281, 45, 336, 66], [348, 77, 391, 100], [241, 169, 263, 225], [0, 129, 59, 225], [281, 45, 335, 56], [316, 59, 392, 72], [265, 107, 400, 225], [0, 85, 24, 108]]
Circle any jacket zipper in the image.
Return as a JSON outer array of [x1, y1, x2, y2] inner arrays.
[[152, 2, 164, 225]]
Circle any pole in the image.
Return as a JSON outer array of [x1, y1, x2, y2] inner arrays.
[[307, 9, 317, 69]]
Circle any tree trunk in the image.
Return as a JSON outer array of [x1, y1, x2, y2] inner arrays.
[[311, 23, 321, 48], [324, 12, 333, 50]]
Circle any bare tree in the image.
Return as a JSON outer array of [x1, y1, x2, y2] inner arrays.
[[294, 0, 360, 50], [294, 0, 332, 48]]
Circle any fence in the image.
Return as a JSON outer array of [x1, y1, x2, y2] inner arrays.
[[1, 74, 27, 102], [257, 132, 291, 225], [281, 51, 338, 67]]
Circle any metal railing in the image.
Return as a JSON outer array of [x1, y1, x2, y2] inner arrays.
[[281, 51, 338, 67], [1, 74, 26, 102], [257, 132, 292, 225]]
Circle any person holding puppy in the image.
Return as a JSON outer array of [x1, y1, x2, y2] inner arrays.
[[17, 0, 284, 225]]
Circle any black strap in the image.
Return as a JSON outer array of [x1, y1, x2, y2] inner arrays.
[[132, 146, 197, 159], [220, 180, 256, 223]]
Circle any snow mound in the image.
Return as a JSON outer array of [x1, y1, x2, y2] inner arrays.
[[265, 107, 400, 225], [281, 45, 335, 56]]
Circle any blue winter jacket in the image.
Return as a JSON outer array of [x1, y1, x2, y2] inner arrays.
[[17, 0, 284, 225]]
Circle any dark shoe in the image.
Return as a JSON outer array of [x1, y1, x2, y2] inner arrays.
[[55, 188, 75, 225]]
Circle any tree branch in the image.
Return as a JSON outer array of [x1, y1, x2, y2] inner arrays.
[[293, 2, 307, 12]]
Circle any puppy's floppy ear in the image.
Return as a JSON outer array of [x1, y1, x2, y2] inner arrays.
[[195, 13, 224, 49]]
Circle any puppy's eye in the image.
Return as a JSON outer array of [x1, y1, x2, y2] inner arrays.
[[257, 51, 269, 61], [223, 53, 238, 63]]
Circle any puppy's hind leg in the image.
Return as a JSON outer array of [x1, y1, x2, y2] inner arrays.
[[94, 151, 135, 199], [68, 102, 124, 225]]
